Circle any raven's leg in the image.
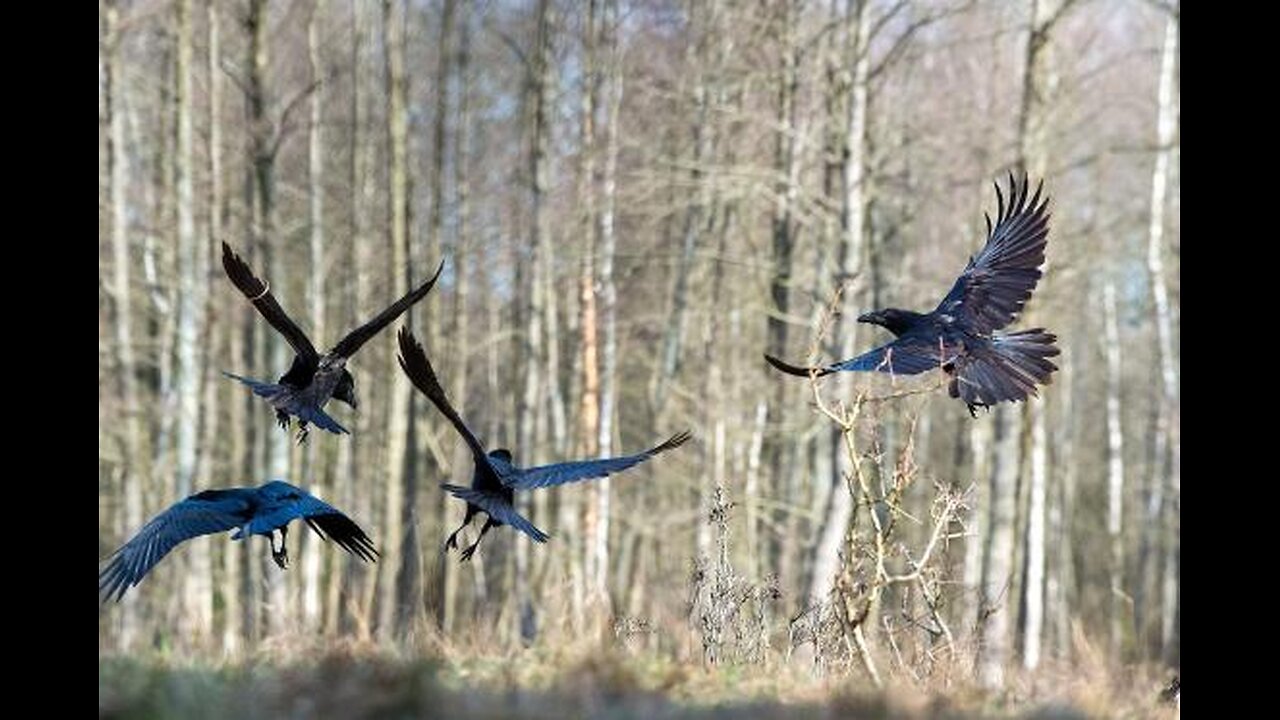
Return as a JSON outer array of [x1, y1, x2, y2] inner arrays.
[[294, 422, 310, 445], [460, 517, 496, 562], [271, 526, 290, 569], [275, 410, 291, 431], [445, 507, 476, 551]]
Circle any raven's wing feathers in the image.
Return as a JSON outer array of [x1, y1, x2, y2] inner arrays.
[[221, 242, 319, 367], [506, 431, 692, 491], [331, 260, 445, 359], [934, 174, 1050, 334], [244, 491, 377, 562], [765, 336, 950, 379], [949, 329, 1059, 407], [397, 328, 492, 469], [99, 490, 251, 603], [440, 484, 549, 543]]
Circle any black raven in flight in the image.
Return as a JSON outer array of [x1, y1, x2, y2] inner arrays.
[[396, 328, 691, 561], [100, 480, 377, 602], [222, 242, 444, 442], [765, 174, 1059, 416]]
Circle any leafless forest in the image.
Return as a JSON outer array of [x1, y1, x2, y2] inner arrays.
[[99, 0, 1179, 715]]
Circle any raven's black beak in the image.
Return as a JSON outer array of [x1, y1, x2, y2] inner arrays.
[[857, 311, 880, 324]]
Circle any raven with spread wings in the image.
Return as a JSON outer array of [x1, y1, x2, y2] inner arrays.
[[99, 480, 377, 603], [396, 328, 691, 561], [765, 174, 1059, 416], [222, 242, 443, 442]]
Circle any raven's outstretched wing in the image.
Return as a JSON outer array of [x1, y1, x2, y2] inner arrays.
[[244, 489, 379, 562], [99, 489, 251, 603], [331, 260, 445, 360], [221, 242, 319, 367], [397, 328, 494, 471], [440, 484, 550, 543], [505, 431, 692, 491], [765, 336, 951, 379], [948, 329, 1059, 408], [934, 174, 1050, 334]]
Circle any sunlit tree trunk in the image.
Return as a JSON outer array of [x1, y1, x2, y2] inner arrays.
[[104, 0, 146, 649], [299, 0, 329, 634], [763, 0, 801, 585], [810, 0, 871, 604], [1103, 280, 1126, 659], [172, 0, 212, 646], [594, 0, 622, 609], [441, 0, 472, 635], [379, 0, 414, 637], [1145, 11, 1180, 665]]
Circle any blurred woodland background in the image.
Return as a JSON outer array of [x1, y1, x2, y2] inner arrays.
[[98, 0, 1179, 700]]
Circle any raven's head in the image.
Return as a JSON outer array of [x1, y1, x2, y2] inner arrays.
[[334, 370, 358, 410], [857, 308, 921, 337], [488, 448, 514, 463]]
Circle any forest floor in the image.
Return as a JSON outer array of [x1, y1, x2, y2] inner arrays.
[[99, 638, 1176, 719]]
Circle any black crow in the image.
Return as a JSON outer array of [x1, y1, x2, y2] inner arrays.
[[99, 480, 377, 602], [221, 242, 444, 442], [765, 174, 1059, 416], [396, 328, 691, 561]]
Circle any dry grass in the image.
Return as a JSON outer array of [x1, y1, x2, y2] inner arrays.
[[99, 635, 1177, 720]]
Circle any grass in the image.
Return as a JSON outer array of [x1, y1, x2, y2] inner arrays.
[[99, 639, 1176, 720]]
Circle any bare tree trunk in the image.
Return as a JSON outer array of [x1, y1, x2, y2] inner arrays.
[[173, 0, 212, 647], [348, 0, 380, 637], [514, 0, 556, 644], [810, 0, 871, 604], [201, 0, 240, 655], [652, 0, 715, 415], [105, 0, 146, 650], [240, 0, 292, 639], [300, 0, 329, 634], [441, 1, 472, 635], [1145, 12, 1180, 664], [1103, 281, 1126, 660], [573, 0, 601, 628], [380, 0, 414, 638], [593, 0, 622, 609], [963, 420, 992, 642], [1022, 400, 1047, 668], [764, 0, 801, 586], [977, 408, 1019, 689]]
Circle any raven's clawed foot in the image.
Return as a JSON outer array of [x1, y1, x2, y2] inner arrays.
[[276, 411, 291, 430], [272, 545, 289, 570], [294, 424, 310, 445], [444, 530, 461, 552], [459, 543, 479, 562]]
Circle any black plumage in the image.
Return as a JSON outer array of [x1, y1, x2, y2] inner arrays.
[[765, 174, 1059, 416], [99, 480, 377, 603], [396, 328, 691, 561], [221, 242, 443, 442]]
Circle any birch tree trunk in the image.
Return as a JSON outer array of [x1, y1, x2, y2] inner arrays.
[[105, 0, 146, 649], [380, 0, 413, 637], [573, 0, 600, 627], [301, 0, 328, 633], [810, 0, 871, 604], [595, 0, 622, 606], [763, 0, 801, 584], [1103, 281, 1126, 659], [441, 1, 472, 635], [173, 0, 212, 645], [1145, 11, 1180, 664]]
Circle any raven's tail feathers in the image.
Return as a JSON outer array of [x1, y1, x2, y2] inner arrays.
[[222, 371, 281, 399], [950, 329, 1059, 407], [763, 354, 833, 378], [297, 405, 350, 435]]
